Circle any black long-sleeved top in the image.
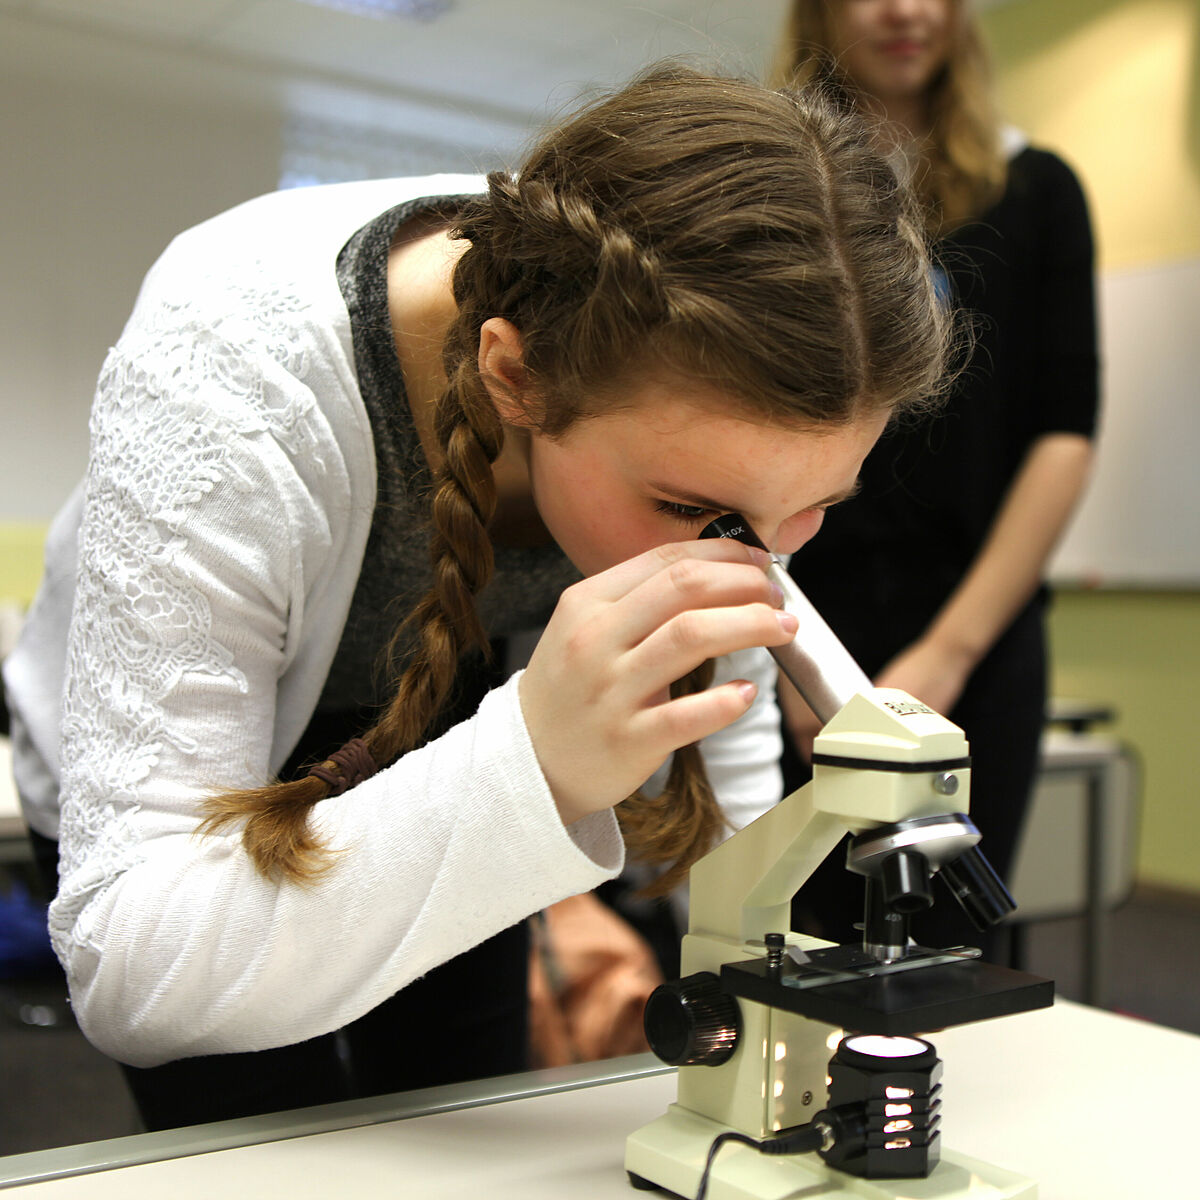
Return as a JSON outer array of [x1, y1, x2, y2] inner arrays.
[[790, 145, 1099, 668]]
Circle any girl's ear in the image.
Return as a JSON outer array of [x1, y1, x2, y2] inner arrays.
[[478, 317, 536, 427]]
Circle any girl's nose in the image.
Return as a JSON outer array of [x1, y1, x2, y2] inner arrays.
[[771, 509, 826, 556]]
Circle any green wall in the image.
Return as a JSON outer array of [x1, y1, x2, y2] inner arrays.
[[983, 0, 1200, 893], [984, 0, 1200, 273], [0, 524, 46, 611], [1049, 592, 1200, 892]]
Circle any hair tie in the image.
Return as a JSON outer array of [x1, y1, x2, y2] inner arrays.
[[306, 738, 378, 796]]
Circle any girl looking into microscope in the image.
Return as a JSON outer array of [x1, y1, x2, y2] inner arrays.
[[5, 64, 952, 1128]]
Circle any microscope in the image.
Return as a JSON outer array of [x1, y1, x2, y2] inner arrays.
[[625, 516, 1053, 1199]]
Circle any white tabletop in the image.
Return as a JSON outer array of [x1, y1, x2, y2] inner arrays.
[[2, 1000, 1195, 1198]]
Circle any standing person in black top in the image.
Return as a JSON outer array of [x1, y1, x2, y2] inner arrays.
[[771, 0, 1099, 957]]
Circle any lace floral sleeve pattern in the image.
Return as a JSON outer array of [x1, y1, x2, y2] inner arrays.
[[52, 268, 325, 956]]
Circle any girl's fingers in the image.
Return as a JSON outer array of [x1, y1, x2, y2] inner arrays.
[[580, 537, 771, 605], [608, 557, 782, 649], [619, 604, 797, 706], [557, 548, 781, 665], [520, 540, 797, 824], [629, 679, 761, 753]]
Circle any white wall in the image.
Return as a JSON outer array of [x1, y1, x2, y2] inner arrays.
[[0, 2, 782, 523], [0, 13, 536, 522], [0, 20, 285, 520]]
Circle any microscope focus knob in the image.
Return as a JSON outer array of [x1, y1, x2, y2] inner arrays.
[[643, 972, 740, 1067]]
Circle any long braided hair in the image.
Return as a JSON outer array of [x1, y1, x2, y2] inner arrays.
[[201, 64, 953, 892]]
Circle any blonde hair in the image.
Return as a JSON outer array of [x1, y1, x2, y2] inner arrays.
[[771, 0, 1006, 234], [202, 64, 953, 893]]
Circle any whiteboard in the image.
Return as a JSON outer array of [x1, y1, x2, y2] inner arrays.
[[1049, 256, 1200, 588]]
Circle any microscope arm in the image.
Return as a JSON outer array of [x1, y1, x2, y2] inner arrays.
[[688, 687, 972, 946], [688, 771, 845, 945]]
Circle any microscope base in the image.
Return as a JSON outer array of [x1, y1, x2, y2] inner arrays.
[[626, 1104, 1035, 1199]]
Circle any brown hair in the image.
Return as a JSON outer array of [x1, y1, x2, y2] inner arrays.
[[770, 0, 1006, 235], [201, 63, 952, 892]]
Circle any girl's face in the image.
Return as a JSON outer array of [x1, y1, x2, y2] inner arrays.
[[826, 0, 954, 105], [519, 378, 886, 578]]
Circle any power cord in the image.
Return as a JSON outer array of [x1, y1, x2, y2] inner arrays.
[[693, 1106, 865, 1200]]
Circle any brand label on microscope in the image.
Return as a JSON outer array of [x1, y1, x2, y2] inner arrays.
[[882, 699, 935, 717]]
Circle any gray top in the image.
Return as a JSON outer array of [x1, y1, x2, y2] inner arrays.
[[324, 195, 582, 711]]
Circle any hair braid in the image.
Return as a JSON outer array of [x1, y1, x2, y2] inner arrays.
[[364, 356, 504, 769], [615, 661, 726, 896], [200, 339, 506, 881]]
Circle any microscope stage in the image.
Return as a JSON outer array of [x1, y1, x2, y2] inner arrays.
[[720, 950, 1053, 1034]]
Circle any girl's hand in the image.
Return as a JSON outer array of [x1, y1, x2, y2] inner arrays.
[[874, 637, 975, 719], [519, 539, 798, 826]]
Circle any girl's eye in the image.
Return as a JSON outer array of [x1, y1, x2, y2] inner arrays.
[[654, 499, 713, 523]]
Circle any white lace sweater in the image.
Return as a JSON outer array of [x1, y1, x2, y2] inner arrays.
[[3, 176, 783, 1068]]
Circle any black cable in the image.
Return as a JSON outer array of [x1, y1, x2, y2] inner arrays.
[[694, 1131, 758, 1200], [693, 1121, 827, 1200]]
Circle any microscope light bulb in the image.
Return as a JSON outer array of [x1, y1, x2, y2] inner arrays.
[[841, 1034, 929, 1059]]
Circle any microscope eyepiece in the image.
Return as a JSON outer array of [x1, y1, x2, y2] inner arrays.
[[699, 513, 768, 551], [699, 513, 871, 724]]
